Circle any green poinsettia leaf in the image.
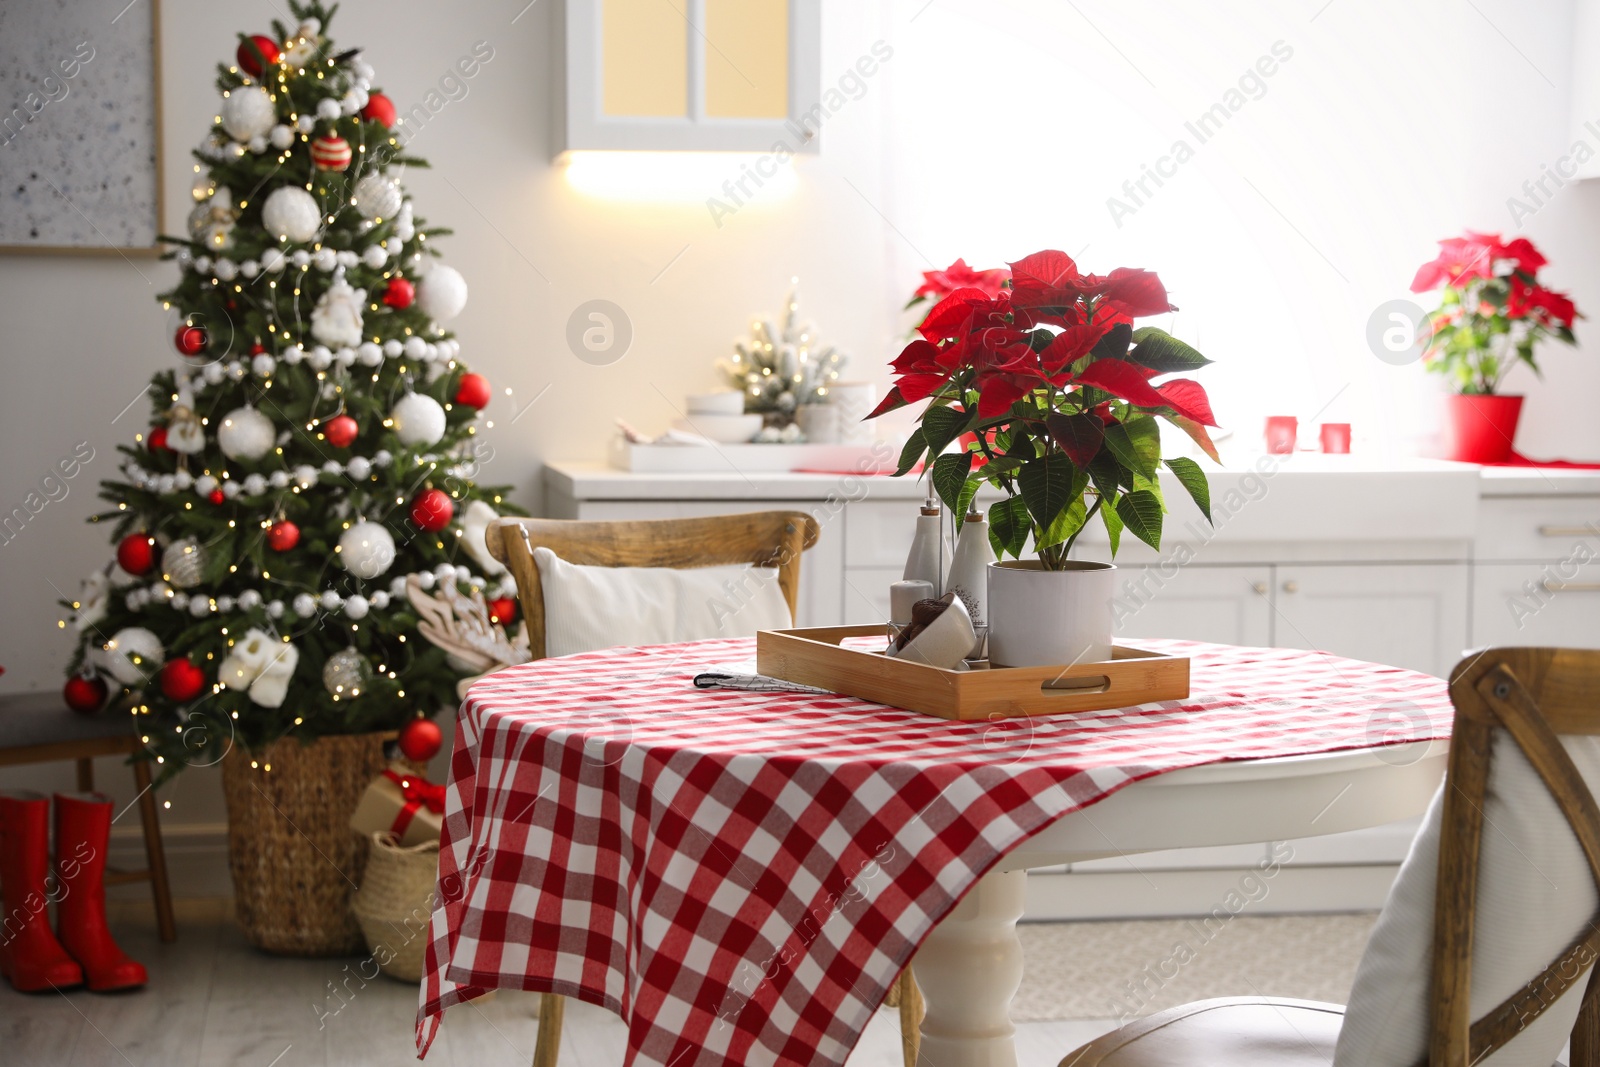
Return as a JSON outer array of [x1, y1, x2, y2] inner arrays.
[[1116, 489, 1165, 551], [988, 496, 1032, 559], [932, 450, 974, 515], [1164, 456, 1211, 523]]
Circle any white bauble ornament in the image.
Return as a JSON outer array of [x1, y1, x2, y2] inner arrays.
[[312, 247, 337, 272], [237, 589, 262, 611], [221, 86, 275, 141], [295, 113, 316, 133], [190, 596, 212, 617], [417, 265, 468, 321], [261, 186, 321, 243], [217, 406, 275, 460], [316, 97, 341, 121], [239, 260, 259, 278], [247, 136, 267, 154], [290, 249, 311, 267], [343, 594, 370, 620], [200, 361, 226, 385], [369, 590, 390, 610], [269, 124, 294, 149], [389, 392, 446, 447], [353, 174, 403, 221], [261, 247, 287, 272], [346, 456, 371, 480], [319, 590, 343, 610], [194, 474, 218, 496], [382, 339, 402, 358], [307, 345, 333, 371], [242, 472, 267, 495], [356, 342, 382, 367], [251, 353, 276, 377], [164, 538, 206, 589], [266, 599, 284, 619], [361, 244, 388, 269], [292, 593, 317, 617], [100, 627, 163, 685], [322, 648, 368, 695], [293, 464, 318, 488], [402, 336, 427, 359], [339, 521, 396, 578], [310, 268, 366, 348]]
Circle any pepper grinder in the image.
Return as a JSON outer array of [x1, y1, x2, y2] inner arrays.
[[945, 507, 994, 657]]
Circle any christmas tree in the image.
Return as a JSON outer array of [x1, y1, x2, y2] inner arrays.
[[60, 1, 520, 780]]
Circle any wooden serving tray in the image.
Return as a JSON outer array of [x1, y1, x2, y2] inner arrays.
[[756, 624, 1190, 721]]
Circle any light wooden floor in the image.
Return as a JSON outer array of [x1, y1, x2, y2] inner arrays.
[[1, 899, 1117, 1067]]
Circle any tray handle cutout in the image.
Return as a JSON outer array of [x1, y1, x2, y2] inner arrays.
[[1041, 673, 1112, 695]]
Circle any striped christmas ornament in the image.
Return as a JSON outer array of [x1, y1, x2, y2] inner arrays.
[[310, 133, 352, 171]]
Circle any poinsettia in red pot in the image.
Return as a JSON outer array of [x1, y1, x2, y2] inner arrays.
[[1411, 231, 1581, 463]]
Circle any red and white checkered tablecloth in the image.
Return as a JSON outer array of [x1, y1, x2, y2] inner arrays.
[[416, 637, 1452, 1066]]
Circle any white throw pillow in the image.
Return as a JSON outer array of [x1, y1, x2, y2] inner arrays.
[[1335, 732, 1600, 1067], [534, 546, 794, 659]]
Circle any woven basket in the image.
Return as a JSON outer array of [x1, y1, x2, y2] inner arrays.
[[221, 731, 390, 955], [351, 831, 440, 982]]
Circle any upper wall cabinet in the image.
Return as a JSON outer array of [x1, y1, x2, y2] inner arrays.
[[555, 0, 822, 155]]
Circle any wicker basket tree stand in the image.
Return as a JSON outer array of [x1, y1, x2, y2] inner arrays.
[[221, 732, 390, 955]]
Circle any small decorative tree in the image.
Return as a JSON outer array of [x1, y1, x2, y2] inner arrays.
[[60, 1, 521, 780]]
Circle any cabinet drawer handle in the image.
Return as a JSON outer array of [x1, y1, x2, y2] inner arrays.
[[1282, 580, 1299, 594], [1538, 525, 1598, 538], [1542, 580, 1600, 593]]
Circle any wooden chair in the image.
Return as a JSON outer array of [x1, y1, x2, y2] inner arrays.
[[0, 692, 176, 943], [486, 513, 926, 1066], [1057, 646, 1600, 1067]]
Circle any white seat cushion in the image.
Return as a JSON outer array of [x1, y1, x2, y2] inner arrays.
[[1334, 732, 1600, 1067], [534, 546, 793, 659]]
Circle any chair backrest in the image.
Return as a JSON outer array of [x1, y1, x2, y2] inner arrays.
[[486, 511, 820, 660], [1433, 648, 1600, 1067]]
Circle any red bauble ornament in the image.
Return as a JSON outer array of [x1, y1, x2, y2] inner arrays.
[[487, 597, 519, 626], [311, 134, 352, 172], [63, 675, 108, 714], [381, 276, 415, 310], [361, 92, 397, 128], [208, 489, 226, 505], [116, 533, 159, 576], [159, 658, 207, 702], [250, 341, 266, 355], [397, 718, 444, 762], [236, 34, 281, 77], [410, 489, 454, 532], [175, 325, 207, 356], [266, 520, 300, 551], [148, 426, 170, 452], [454, 373, 491, 409], [324, 414, 359, 448]]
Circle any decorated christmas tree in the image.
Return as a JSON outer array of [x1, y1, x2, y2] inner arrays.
[[60, 1, 521, 780]]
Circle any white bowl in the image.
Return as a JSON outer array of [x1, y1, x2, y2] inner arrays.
[[672, 414, 763, 444], [685, 391, 746, 416]]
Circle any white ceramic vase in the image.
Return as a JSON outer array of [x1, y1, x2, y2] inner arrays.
[[985, 560, 1117, 668]]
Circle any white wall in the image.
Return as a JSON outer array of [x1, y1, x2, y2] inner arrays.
[[2, 0, 1598, 865]]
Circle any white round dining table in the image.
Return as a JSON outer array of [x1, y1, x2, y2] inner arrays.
[[909, 739, 1448, 1067]]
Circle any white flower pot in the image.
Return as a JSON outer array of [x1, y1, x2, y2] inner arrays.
[[985, 560, 1117, 668]]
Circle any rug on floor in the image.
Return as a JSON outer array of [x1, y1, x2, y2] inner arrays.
[[1010, 913, 1378, 1021]]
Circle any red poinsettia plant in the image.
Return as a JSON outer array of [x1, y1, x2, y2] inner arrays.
[[1411, 231, 1580, 395], [871, 250, 1218, 568]]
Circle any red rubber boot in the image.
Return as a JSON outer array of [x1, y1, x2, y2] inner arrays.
[[0, 791, 83, 992], [53, 793, 146, 992]]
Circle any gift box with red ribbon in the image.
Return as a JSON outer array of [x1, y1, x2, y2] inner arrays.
[[349, 764, 446, 846]]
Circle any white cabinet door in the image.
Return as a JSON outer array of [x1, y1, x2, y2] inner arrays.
[[1111, 565, 1274, 647], [1273, 564, 1469, 678], [1472, 560, 1600, 649]]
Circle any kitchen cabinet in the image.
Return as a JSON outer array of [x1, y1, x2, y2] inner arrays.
[[554, 0, 821, 154], [1111, 565, 1274, 648], [1271, 563, 1470, 678]]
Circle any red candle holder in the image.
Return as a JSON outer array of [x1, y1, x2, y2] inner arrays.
[[1319, 423, 1352, 454], [1265, 416, 1298, 454]]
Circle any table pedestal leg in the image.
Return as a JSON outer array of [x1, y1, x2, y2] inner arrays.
[[912, 868, 1026, 1067]]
